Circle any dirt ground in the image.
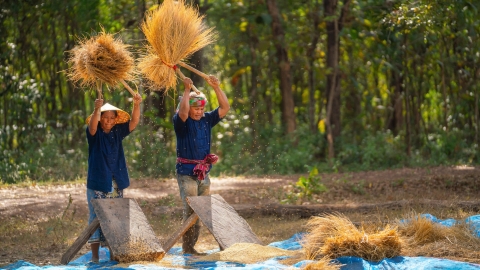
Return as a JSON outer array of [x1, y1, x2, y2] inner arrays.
[[1, 165, 480, 267]]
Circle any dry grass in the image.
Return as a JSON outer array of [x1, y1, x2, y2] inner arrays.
[[138, 0, 216, 91], [303, 257, 342, 270], [67, 29, 134, 89], [398, 213, 454, 245], [399, 213, 480, 262], [303, 213, 403, 262]]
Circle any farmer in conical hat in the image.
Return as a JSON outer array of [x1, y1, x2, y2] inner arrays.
[[85, 93, 143, 262], [174, 75, 230, 255]]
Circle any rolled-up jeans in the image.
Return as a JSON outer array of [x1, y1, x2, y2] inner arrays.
[[176, 174, 210, 252], [87, 179, 123, 244]]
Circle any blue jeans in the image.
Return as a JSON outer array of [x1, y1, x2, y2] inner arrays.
[[176, 174, 210, 252], [87, 180, 123, 244]]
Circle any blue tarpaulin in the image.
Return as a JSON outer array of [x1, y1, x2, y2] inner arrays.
[[3, 215, 480, 270]]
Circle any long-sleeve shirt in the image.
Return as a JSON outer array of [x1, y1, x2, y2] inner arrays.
[[173, 108, 222, 176], [86, 122, 131, 192]]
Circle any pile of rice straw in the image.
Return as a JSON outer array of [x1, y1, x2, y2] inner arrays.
[[138, 0, 216, 91], [303, 257, 342, 270], [303, 213, 402, 262], [399, 214, 455, 245], [67, 30, 134, 89]]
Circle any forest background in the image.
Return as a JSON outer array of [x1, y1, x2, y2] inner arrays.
[[1, 0, 480, 184]]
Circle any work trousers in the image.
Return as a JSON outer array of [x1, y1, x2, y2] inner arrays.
[[176, 174, 210, 252]]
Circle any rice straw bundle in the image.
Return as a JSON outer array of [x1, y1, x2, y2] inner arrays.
[[303, 214, 403, 262], [67, 29, 136, 97], [138, 0, 216, 92], [399, 214, 480, 259], [303, 257, 342, 270], [398, 214, 457, 245]]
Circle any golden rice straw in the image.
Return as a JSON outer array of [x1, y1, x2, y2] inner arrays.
[[67, 29, 136, 97], [303, 213, 403, 262], [138, 0, 216, 92], [398, 214, 451, 245], [303, 257, 342, 270], [398, 213, 480, 259]]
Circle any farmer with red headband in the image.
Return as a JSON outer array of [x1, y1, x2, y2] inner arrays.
[[173, 75, 230, 255]]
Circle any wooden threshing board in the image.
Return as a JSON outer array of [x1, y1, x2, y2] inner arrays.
[[162, 213, 199, 253], [60, 217, 100, 264], [187, 194, 262, 250], [91, 198, 165, 263]]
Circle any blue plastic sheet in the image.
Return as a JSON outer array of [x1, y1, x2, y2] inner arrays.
[[333, 256, 480, 270], [3, 215, 480, 270]]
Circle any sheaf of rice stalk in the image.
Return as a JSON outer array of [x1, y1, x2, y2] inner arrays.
[[398, 213, 480, 246], [67, 30, 135, 89], [302, 213, 403, 262], [302, 256, 342, 270], [398, 213, 453, 245], [138, 0, 217, 91], [398, 213, 480, 258]]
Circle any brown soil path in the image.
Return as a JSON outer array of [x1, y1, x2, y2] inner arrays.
[[1, 165, 479, 222]]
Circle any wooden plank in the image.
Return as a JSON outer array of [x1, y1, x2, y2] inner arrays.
[[187, 194, 262, 250], [60, 217, 100, 264], [162, 213, 199, 253], [92, 198, 165, 263]]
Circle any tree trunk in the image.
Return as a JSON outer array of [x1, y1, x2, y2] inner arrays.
[[247, 25, 259, 146], [325, 14, 338, 160], [323, 0, 351, 159], [387, 67, 403, 136], [306, 1, 321, 132], [476, 88, 479, 146], [264, 67, 274, 125], [403, 35, 411, 156], [265, 0, 296, 134], [345, 45, 360, 140], [440, 61, 448, 131]]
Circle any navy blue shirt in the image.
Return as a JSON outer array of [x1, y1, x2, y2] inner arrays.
[[173, 108, 222, 176], [86, 122, 131, 192]]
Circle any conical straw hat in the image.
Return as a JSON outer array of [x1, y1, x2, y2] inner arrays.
[[85, 103, 130, 124]]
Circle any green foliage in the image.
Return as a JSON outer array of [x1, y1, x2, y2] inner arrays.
[[336, 130, 407, 170], [0, 128, 88, 184], [211, 115, 325, 175], [122, 124, 177, 178], [2, 0, 480, 187], [281, 166, 327, 204], [419, 129, 478, 165], [296, 166, 328, 197]]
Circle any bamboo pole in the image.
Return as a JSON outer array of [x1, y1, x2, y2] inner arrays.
[[176, 68, 201, 94], [177, 62, 209, 80], [120, 79, 137, 96], [96, 80, 103, 119], [162, 213, 199, 254]]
